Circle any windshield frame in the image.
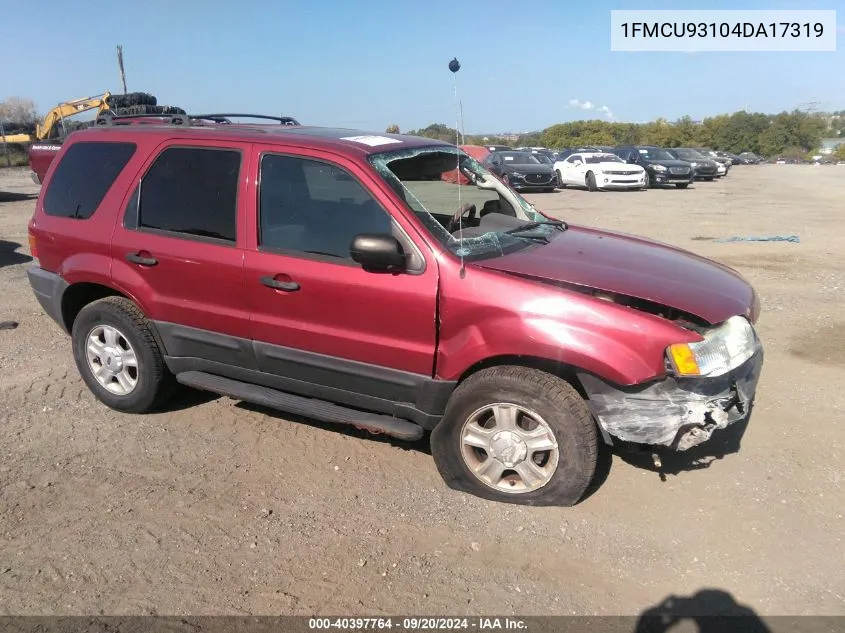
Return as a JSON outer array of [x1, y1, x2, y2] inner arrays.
[[367, 145, 557, 263]]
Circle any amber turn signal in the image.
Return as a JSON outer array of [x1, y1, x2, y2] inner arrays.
[[668, 343, 701, 376]]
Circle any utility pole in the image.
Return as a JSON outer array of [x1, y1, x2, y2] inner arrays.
[[117, 45, 128, 94]]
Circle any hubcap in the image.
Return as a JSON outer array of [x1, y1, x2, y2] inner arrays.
[[460, 403, 559, 494], [85, 325, 139, 396]]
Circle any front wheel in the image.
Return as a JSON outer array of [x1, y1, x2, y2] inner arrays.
[[555, 170, 566, 188], [585, 171, 598, 192], [642, 171, 651, 189], [430, 366, 598, 506]]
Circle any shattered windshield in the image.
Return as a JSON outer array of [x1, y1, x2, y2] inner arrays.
[[368, 146, 562, 261]]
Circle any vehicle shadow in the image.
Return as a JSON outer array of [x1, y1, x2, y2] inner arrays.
[[613, 405, 755, 482], [0, 192, 38, 203], [633, 589, 771, 633], [0, 240, 33, 269]]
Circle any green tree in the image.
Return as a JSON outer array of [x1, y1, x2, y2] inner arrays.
[[833, 144, 845, 160], [385, 124, 400, 134], [405, 123, 459, 143]]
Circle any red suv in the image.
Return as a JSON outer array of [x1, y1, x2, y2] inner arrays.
[[26, 116, 764, 506]]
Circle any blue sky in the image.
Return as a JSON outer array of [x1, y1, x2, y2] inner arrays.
[[1, 0, 841, 133]]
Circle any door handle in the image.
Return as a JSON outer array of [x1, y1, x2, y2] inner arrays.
[[260, 276, 300, 292], [126, 251, 158, 266]]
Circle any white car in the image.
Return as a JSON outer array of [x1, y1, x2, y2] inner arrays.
[[554, 152, 647, 191], [715, 162, 727, 177]]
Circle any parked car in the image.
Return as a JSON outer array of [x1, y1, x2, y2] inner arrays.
[[484, 144, 512, 153], [612, 146, 694, 188], [738, 152, 763, 165], [554, 152, 646, 191], [695, 148, 732, 175], [26, 118, 764, 506], [664, 148, 720, 181], [482, 150, 557, 192]]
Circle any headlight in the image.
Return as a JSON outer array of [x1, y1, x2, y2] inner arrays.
[[667, 316, 757, 377], [511, 171, 525, 177], [653, 164, 667, 172], [690, 162, 698, 167]]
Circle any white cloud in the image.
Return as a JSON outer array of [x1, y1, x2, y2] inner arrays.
[[598, 105, 616, 121], [569, 98, 615, 119]]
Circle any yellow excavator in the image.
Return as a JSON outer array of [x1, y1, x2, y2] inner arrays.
[[1, 91, 177, 144], [1, 92, 112, 144]]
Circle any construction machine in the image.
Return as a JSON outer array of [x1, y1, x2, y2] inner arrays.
[[1, 91, 183, 145]]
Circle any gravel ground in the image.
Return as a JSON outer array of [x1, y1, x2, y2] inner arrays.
[[0, 164, 843, 618]]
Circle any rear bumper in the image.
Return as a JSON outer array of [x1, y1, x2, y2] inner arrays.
[[577, 343, 764, 451], [26, 265, 69, 333]]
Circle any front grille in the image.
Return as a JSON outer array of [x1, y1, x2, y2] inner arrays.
[[525, 173, 552, 184], [605, 170, 640, 175], [669, 166, 690, 175]]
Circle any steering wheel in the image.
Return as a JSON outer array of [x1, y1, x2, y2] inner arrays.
[[449, 202, 477, 232]]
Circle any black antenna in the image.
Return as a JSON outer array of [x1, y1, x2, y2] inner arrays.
[[449, 57, 466, 279]]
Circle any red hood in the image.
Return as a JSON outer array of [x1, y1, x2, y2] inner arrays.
[[475, 224, 757, 325]]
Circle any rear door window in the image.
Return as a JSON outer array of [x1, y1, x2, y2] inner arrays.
[[132, 146, 241, 243], [43, 141, 136, 219]]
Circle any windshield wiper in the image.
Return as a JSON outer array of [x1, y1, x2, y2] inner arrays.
[[505, 220, 568, 235]]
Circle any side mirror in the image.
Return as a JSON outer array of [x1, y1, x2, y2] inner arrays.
[[350, 233, 406, 272]]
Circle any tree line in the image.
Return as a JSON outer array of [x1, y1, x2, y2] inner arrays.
[[396, 109, 845, 159]]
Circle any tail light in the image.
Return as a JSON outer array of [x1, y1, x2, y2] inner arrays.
[[28, 228, 38, 259]]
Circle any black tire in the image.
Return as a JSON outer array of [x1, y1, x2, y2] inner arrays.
[[585, 171, 598, 192], [107, 92, 158, 108], [71, 296, 174, 414], [430, 366, 598, 506], [676, 182, 690, 189], [555, 170, 566, 188]]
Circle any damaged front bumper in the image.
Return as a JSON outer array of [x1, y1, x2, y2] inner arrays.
[[577, 343, 764, 451]]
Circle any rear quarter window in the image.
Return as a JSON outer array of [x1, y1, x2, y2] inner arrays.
[[42, 141, 137, 219]]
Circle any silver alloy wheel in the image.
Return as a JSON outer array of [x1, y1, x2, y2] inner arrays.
[[459, 402, 559, 494], [85, 324, 139, 396]]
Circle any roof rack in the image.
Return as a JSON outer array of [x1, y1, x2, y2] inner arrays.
[[93, 111, 300, 128], [95, 111, 190, 126], [191, 113, 301, 126]]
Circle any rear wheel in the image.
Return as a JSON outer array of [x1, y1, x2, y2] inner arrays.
[[430, 366, 598, 506], [71, 296, 174, 413], [585, 171, 598, 192]]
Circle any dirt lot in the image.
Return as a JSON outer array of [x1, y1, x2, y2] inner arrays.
[[0, 165, 843, 618]]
